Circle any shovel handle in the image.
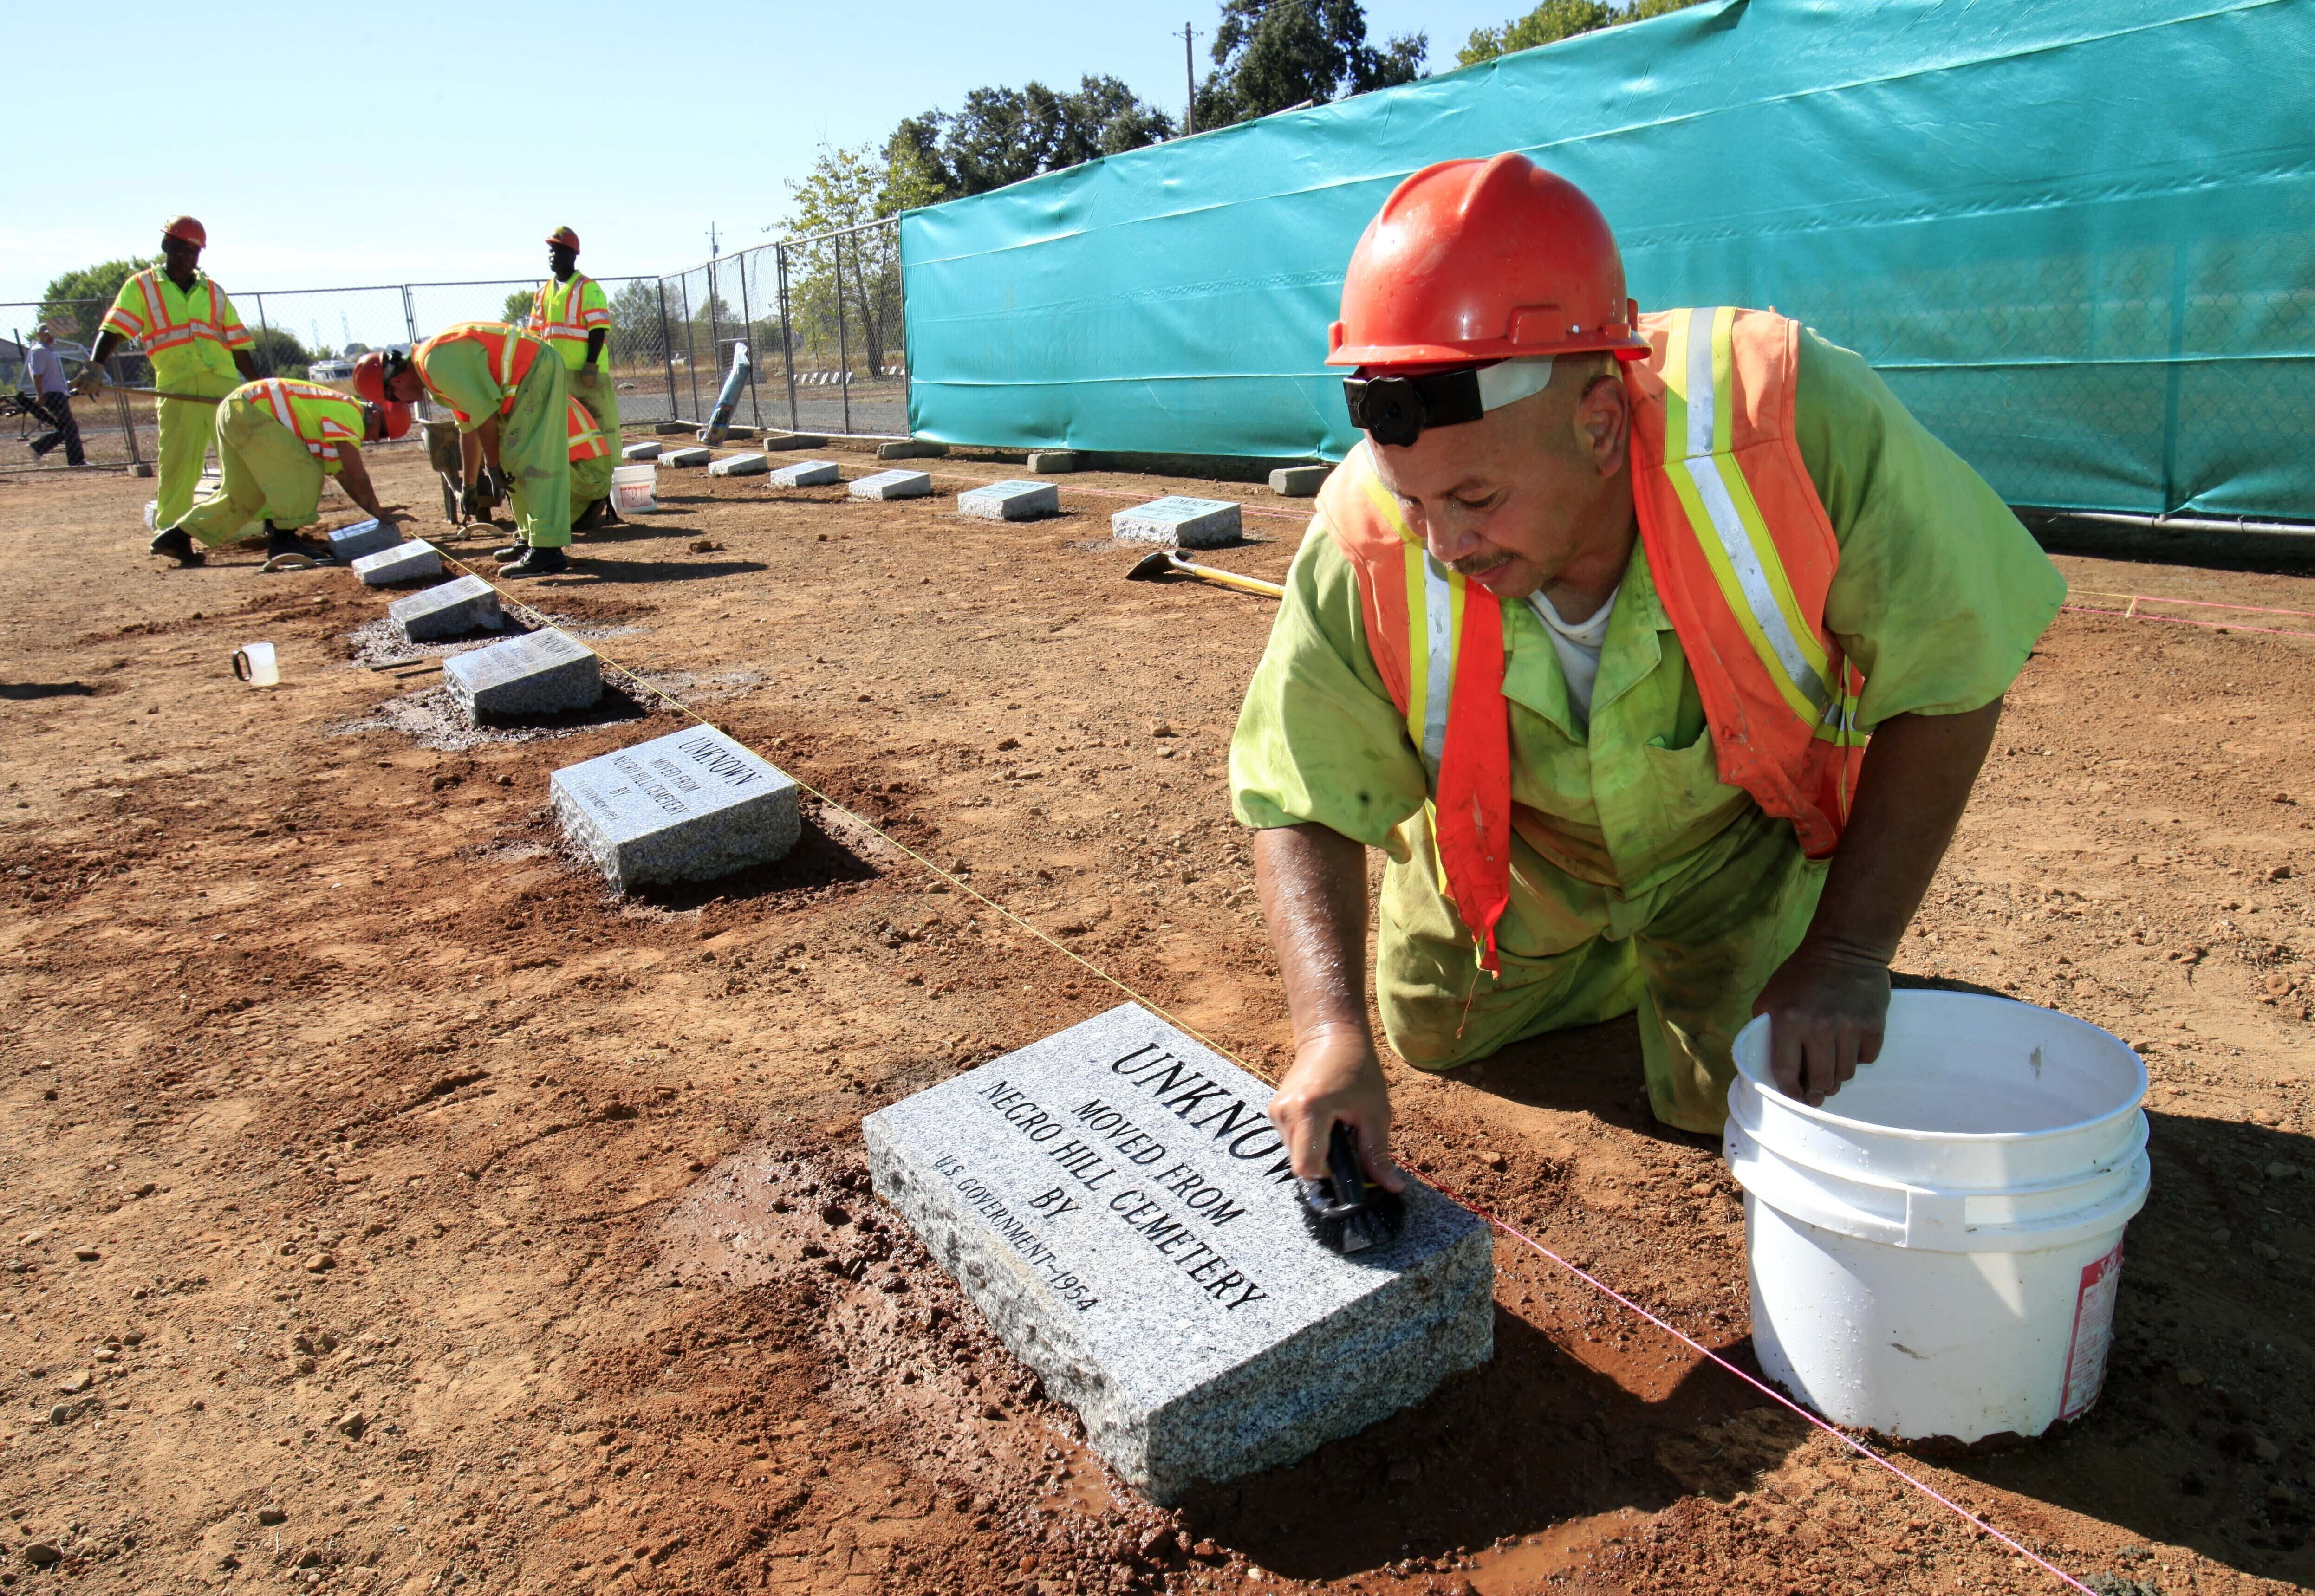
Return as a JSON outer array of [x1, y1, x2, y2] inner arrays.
[[1173, 557, 1285, 600]]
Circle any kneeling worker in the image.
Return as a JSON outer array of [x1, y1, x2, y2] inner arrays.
[[357, 320, 571, 577], [1236, 155, 2066, 1190], [150, 377, 409, 568]]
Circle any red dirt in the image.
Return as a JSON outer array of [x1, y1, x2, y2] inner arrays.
[[0, 444, 2308, 1596]]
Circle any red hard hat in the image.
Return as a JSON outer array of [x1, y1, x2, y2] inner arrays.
[[546, 226, 581, 253], [351, 350, 389, 405], [381, 401, 412, 441], [162, 215, 208, 249], [1327, 154, 1646, 370]]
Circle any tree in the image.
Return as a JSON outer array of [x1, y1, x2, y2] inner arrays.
[[780, 141, 917, 377], [244, 326, 313, 378], [36, 258, 151, 347], [1192, 0, 1426, 131], [501, 287, 537, 326], [890, 74, 1175, 203], [1459, 0, 1709, 67]]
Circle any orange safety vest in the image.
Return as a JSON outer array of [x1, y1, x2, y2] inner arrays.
[[237, 377, 367, 463], [1321, 306, 1864, 972], [412, 321, 552, 421], [566, 396, 610, 461]]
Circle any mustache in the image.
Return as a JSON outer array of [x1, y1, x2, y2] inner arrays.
[[1449, 551, 1514, 579]]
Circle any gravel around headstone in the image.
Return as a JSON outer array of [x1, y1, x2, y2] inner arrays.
[[660, 446, 711, 467], [388, 575, 502, 642], [327, 519, 400, 562], [707, 453, 769, 477], [957, 480, 1060, 521], [350, 540, 443, 587], [769, 460, 842, 488], [1112, 496, 1243, 549], [550, 725, 800, 891], [865, 1004, 1494, 1505], [1268, 465, 1332, 497], [622, 441, 663, 461], [442, 628, 601, 727], [849, 470, 933, 501]]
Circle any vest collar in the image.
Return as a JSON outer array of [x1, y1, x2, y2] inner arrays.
[[1496, 523, 1670, 740]]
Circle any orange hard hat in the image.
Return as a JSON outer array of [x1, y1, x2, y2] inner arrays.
[[1327, 154, 1646, 371], [352, 350, 390, 404], [546, 227, 581, 253], [380, 401, 413, 441], [162, 215, 208, 248]]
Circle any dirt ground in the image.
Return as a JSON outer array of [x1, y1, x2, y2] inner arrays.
[[0, 438, 2309, 1596]]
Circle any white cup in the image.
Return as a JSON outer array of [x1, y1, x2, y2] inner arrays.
[[233, 642, 280, 687]]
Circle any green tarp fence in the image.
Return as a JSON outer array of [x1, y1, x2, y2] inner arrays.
[[902, 0, 2315, 520]]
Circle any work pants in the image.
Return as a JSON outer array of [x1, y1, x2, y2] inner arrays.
[[1377, 805, 1827, 1133], [29, 393, 84, 466], [154, 375, 236, 529], [501, 357, 571, 549], [171, 403, 325, 548], [570, 451, 612, 510], [570, 360, 620, 449]]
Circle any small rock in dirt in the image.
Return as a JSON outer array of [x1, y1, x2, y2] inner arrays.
[[2251, 1241, 2281, 1261], [216, 1553, 241, 1570], [257, 1507, 287, 1526], [982, 1402, 1008, 1421], [688, 538, 722, 554], [2266, 1161, 2299, 1179], [2177, 1367, 2206, 1387], [23, 1543, 61, 1568], [54, 1372, 90, 1395], [1480, 1150, 1507, 1172], [296, 1357, 317, 1375], [2269, 1483, 2301, 1508], [333, 1410, 367, 1439], [818, 1203, 851, 1228], [72, 1247, 98, 1262], [304, 1254, 336, 1273], [1138, 1527, 1180, 1563], [1192, 1540, 1221, 1561], [2254, 1437, 2282, 1462], [2266, 975, 2295, 998]]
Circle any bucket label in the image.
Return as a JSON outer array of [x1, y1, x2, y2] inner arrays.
[[2058, 1240, 2125, 1421]]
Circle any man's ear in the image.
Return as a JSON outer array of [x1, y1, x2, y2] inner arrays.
[[1573, 371, 1630, 479]]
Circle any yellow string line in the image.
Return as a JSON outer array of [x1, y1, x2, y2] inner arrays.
[[427, 545, 1279, 1085]]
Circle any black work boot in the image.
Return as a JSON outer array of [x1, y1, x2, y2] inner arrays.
[[492, 541, 529, 562], [499, 545, 569, 578], [149, 527, 204, 566], [265, 523, 335, 564], [569, 496, 609, 534]]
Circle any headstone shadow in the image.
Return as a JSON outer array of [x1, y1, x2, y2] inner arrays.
[[0, 682, 96, 700], [570, 558, 768, 585], [618, 806, 880, 910]]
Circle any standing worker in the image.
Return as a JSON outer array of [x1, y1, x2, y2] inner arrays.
[[75, 218, 263, 544], [533, 227, 621, 531], [1234, 155, 2066, 1188], [357, 321, 572, 577], [23, 326, 85, 467], [150, 378, 410, 569]]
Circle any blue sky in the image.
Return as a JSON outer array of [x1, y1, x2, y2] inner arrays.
[[4, 0, 1519, 310]]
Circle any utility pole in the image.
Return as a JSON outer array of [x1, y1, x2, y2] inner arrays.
[[1182, 23, 1197, 136], [707, 222, 722, 259]]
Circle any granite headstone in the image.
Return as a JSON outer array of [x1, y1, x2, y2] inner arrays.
[[865, 1005, 1494, 1505], [957, 480, 1059, 521], [1268, 465, 1331, 498], [388, 574, 502, 642], [622, 441, 664, 461], [849, 469, 933, 501], [1111, 496, 1242, 549], [350, 539, 443, 587], [769, 460, 841, 488], [708, 452, 769, 477], [549, 725, 800, 891], [327, 519, 400, 562], [442, 628, 601, 726], [660, 446, 711, 467]]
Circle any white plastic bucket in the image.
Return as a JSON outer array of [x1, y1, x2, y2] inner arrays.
[[610, 462, 658, 514], [1725, 990, 2147, 1443], [233, 642, 280, 687]]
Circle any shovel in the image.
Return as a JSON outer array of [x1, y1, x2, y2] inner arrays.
[[1124, 549, 1284, 600]]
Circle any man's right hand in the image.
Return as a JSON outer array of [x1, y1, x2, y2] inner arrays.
[[71, 370, 102, 396], [1266, 1024, 1405, 1193]]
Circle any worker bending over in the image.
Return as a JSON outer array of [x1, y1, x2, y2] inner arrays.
[[566, 393, 613, 525], [1236, 156, 2065, 1187], [151, 379, 409, 567], [79, 217, 262, 538], [533, 227, 622, 531], [357, 321, 571, 577]]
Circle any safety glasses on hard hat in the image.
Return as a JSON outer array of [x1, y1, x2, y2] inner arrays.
[[1343, 357, 1558, 448]]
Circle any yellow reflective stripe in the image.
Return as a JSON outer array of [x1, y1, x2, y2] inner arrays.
[[1401, 541, 1430, 757], [1658, 308, 1834, 726]]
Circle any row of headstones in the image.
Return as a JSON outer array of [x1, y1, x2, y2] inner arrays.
[[624, 440, 1248, 548]]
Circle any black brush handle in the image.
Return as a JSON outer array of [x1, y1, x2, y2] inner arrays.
[[1325, 1121, 1369, 1204]]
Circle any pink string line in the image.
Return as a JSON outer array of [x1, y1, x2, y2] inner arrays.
[[2067, 588, 2315, 621], [2062, 602, 2315, 642], [1428, 1182, 2099, 1596]]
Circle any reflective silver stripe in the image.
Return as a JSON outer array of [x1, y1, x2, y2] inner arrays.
[[1683, 315, 1715, 459], [1420, 556, 1454, 770]]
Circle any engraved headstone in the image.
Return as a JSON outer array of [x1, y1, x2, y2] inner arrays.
[[327, 519, 400, 562], [350, 539, 443, 587], [849, 469, 933, 501], [1112, 496, 1242, 549], [1268, 465, 1331, 498], [442, 628, 601, 726], [769, 460, 841, 487], [388, 574, 501, 642], [708, 452, 768, 477], [865, 1005, 1493, 1505], [622, 441, 664, 461], [549, 725, 800, 891], [660, 446, 711, 467], [957, 480, 1059, 521]]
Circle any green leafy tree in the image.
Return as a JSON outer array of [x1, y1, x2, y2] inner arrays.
[[610, 278, 664, 363], [36, 258, 152, 347], [1193, 0, 1426, 131], [890, 74, 1174, 203], [780, 140, 916, 377], [502, 287, 537, 325], [244, 326, 313, 378], [1459, 0, 1708, 66]]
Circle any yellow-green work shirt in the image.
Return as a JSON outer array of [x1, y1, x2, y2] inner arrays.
[[1230, 327, 2067, 901], [532, 274, 611, 371], [98, 268, 253, 392], [413, 327, 545, 435]]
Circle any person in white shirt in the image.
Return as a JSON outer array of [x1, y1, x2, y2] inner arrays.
[[23, 328, 85, 466]]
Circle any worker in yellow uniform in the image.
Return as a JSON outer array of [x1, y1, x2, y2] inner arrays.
[[1235, 155, 2067, 1191], [152, 379, 410, 568], [75, 217, 263, 549], [566, 393, 614, 524], [533, 226, 622, 531], [356, 321, 571, 578]]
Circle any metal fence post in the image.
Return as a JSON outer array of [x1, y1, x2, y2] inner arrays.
[[736, 249, 762, 431], [656, 280, 678, 425], [251, 292, 275, 377], [706, 259, 723, 424], [679, 275, 703, 422], [777, 245, 799, 434], [400, 285, 420, 349], [834, 233, 853, 436]]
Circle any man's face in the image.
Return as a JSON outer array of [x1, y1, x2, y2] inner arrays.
[[1369, 360, 1632, 603], [384, 366, 424, 405], [35, 331, 52, 348], [161, 236, 201, 277], [549, 244, 578, 278]]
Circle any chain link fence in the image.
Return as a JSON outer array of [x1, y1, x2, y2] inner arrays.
[[3, 220, 911, 475]]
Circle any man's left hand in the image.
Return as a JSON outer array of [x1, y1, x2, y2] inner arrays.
[[1751, 941, 1892, 1106]]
